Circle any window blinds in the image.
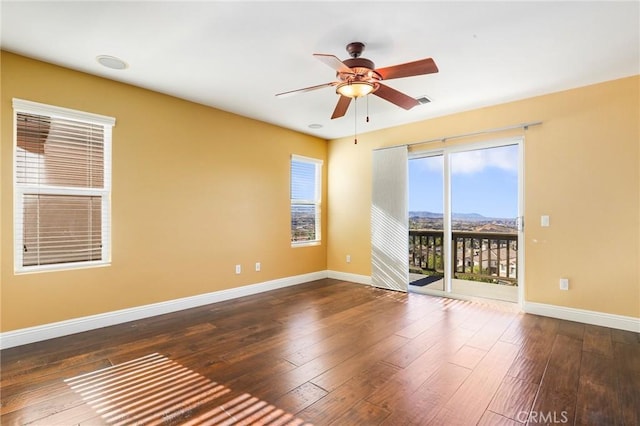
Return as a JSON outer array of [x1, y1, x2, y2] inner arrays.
[[13, 99, 114, 272], [21, 195, 103, 266], [16, 113, 105, 188], [291, 155, 322, 244]]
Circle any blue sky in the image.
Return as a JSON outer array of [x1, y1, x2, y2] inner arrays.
[[291, 160, 316, 200], [409, 144, 519, 219]]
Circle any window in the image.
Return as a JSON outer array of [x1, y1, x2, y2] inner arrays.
[[290, 154, 322, 246], [13, 99, 115, 272]]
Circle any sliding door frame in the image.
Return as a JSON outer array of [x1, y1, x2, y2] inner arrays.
[[409, 136, 525, 306]]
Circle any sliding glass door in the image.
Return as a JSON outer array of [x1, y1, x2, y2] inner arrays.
[[408, 138, 523, 304], [408, 154, 444, 291]]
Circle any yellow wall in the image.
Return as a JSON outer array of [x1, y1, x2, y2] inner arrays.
[[328, 76, 640, 318], [1, 52, 327, 331], [2, 51, 638, 333]]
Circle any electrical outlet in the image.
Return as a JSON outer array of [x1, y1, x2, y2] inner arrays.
[[255, 262, 261, 272], [235, 264, 241, 274], [559, 278, 569, 290], [541, 215, 550, 227], [346, 255, 351, 263]]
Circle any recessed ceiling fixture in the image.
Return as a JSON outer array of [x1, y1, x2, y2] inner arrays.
[[308, 123, 323, 129], [96, 55, 128, 70], [416, 95, 432, 105]]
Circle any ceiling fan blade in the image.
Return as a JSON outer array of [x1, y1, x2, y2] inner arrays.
[[376, 58, 438, 80], [331, 95, 352, 119], [276, 82, 337, 97], [314, 54, 353, 74], [373, 83, 420, 110]]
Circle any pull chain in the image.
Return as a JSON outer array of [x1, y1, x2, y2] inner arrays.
[[354, 97, 358, 144], [366, 95, 370, 123]]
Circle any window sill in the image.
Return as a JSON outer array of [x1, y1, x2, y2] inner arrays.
[[15, 261, 111, 275], [291, 241, 321, 248]]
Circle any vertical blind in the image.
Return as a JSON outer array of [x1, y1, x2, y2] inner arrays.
[[371, 146, 409, 292], [291, 155, 322, 244], [13, 99, 114, 271]]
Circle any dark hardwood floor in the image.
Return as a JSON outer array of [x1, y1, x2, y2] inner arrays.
[[1, 279, 638, 425]]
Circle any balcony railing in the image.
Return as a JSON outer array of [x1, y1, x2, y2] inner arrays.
[[409, 230, 518, 285]]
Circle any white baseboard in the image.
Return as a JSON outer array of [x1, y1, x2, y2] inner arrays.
[[324, 272, 640, 333], [327, 270, 372, 285], [524, 302, 640, 333], [3, 273, 636, 350], [0, 270, 328, 350]]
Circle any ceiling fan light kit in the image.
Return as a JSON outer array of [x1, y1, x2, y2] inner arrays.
[[336, 80, 376, 98], [276, 41, 439, 120]]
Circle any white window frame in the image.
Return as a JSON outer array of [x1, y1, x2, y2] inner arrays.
[[13, 99, 115, 273], [290, 154, 323, 247]]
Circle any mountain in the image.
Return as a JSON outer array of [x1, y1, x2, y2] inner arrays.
[[409, 211, 443, 219], [452, 212, 488, 221], [409, 211, 513, 221]]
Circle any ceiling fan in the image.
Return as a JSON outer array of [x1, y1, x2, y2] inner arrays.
[[276, 42, 438, 119]]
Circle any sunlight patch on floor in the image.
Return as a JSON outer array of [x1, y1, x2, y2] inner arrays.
[[65, 353, 311, 425]]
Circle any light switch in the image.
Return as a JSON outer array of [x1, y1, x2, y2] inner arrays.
[[541, 215, 550, 227]]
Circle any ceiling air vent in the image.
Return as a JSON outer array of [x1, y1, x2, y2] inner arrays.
[[416, 95, 432, 105]]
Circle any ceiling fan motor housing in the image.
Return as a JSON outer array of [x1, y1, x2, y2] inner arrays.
[[346, 41, 365, 58], [339, 58, 382, 84]]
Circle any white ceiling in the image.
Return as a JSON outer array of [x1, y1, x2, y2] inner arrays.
[[1, 1, 638, 140]]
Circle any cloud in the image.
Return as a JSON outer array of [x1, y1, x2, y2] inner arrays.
[[419, 145, 518, 175], [418, 155, 443, 173]]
